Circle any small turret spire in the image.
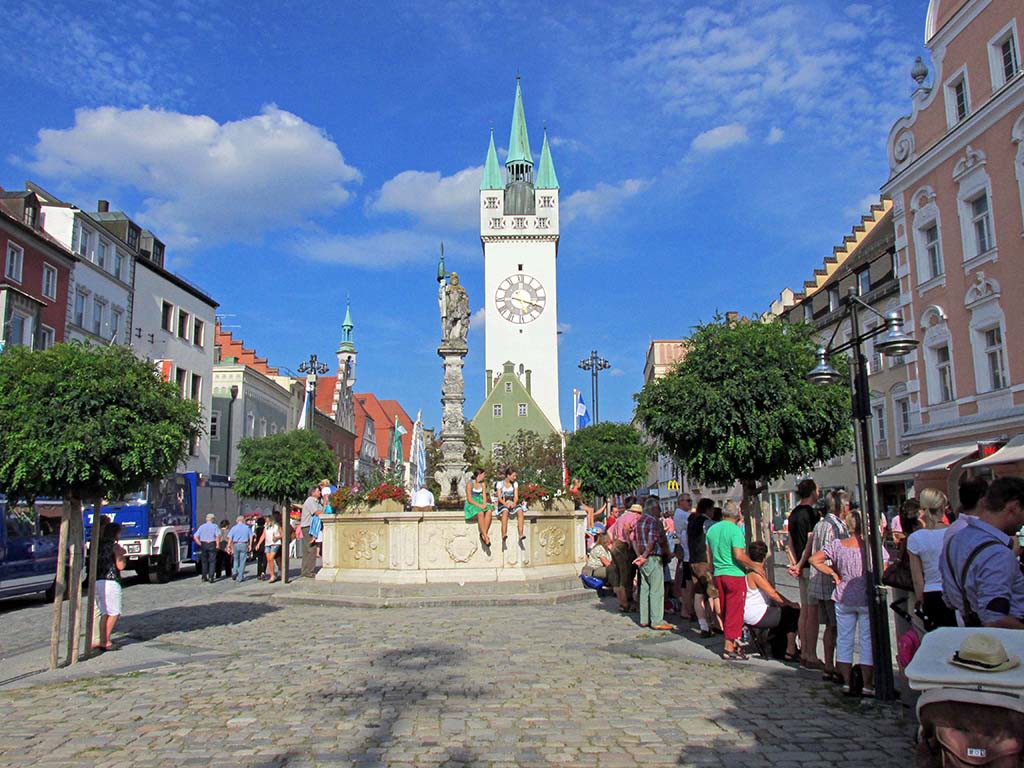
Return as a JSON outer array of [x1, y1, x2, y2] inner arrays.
[[536, 128, 559, 189], [481, 129, 503, 190], [506, 79, 533, 169]]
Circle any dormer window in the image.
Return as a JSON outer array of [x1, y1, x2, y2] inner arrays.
[[23, 206, 37, 227], [827, 286, 840, 313], [127, 226, 139, 251]]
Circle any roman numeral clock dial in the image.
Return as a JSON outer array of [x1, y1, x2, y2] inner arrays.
[[495, 274, 546, 324]]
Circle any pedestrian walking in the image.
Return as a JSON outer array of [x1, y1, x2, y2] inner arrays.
[[193, 513, 221, 583], [608, 498, 641, 612], [216, 519, 231, 579], [256, 511, 282, 583], [907, 488, 956, 630], [300, 486, 322, 578], [706, 501, 764, 660], [92, 522, 126, 652], [252, 515, 268, 580], [632, 497, 673, 630], [672, 493, 696, 620], [786, 478, 822, 669], [227, 515, 253, 583]]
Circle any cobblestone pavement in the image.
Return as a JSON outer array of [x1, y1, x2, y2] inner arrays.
[[0, 567, 915, 768]]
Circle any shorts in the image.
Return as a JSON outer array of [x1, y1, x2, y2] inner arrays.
[[96, 579, 123, 617], [498, 503, 527, 515], [691, 562, 719, 598], [265, 544, 281, 554], [817, 598, 836, 627]]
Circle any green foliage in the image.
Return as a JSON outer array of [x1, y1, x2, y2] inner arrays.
[[0, 343, 203, 501], [634, 318, 852, 488], [463, 421, 483, 466], [358, 462, 404, 490], [498, 429, 564, 489], [234, 429, 336, 504], [565, 422, 648, 498]]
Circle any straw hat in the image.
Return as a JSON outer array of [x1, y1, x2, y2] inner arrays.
[[628, 503, 643, 513], [949, 633, 1021, 673]]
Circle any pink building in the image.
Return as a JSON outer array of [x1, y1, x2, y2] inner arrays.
[[879, 0, 1023, 495]]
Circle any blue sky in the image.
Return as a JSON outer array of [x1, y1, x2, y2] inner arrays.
[[0, 0, 931, 429]]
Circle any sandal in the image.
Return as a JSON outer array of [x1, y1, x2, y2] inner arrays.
[[783, 652, 800, 663], [822, 670, 842, 683], [721, 650, 748, 661]]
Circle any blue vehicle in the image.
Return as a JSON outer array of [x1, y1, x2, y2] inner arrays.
[[0, 496, 61, 600], [84, 472, 252, 583]]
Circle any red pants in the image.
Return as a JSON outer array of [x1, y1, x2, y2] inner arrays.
[[714, 575, 748, 642]]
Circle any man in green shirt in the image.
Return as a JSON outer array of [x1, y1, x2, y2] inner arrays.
[[706, 502, 765, 660]]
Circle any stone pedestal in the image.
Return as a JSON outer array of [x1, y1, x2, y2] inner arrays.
[[317, 499, 585, 587], [435, 341, 468, 500]]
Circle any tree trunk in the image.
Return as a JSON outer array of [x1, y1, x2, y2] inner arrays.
[[740, 478, 774, 586], [48, 500, 72, 670], [84, 500, 104, 656], [280, 501, 289, 585], [65, 500, 85, 665]]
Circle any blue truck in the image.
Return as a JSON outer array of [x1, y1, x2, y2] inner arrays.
[[0, 496, 62, 600]]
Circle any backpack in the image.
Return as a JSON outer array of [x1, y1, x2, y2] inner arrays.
[[916, 689, 1024, 767]]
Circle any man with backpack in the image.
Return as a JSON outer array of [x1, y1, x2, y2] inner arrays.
[[940, 476, 1024, 629]]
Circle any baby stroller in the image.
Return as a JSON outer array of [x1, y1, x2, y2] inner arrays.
[[891, 597, 927, 673], [905, 628, 1024, 767]]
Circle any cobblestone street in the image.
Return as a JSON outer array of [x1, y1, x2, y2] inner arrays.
[[0, 570, 915, 768]]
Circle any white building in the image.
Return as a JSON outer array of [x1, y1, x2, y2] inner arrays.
[[29, 186, 134, 346], [478, 79, 562, 434]]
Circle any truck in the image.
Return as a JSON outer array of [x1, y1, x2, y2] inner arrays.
[[83, 472, 273, 583], [0, 496, 62, 600]]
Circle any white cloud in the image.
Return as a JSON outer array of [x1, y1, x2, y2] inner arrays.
[[549, 136, 585, 153], [371, 165, 481, 229], [843, 193, 883, 220], [765, 126, 785, 145], [295, 230, 463, 269], [690, 123, 749, 152], [25, 105, 361, 248], [562, 178, 650, 223], [609, 368, 625, 377], [470, 307, 486, 332]]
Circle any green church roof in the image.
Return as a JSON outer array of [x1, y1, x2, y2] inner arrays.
[[342, 302, 353, 329], [535, 129, 559, 189], [506, 79, 533, 167], [480, 129, 503, 190]]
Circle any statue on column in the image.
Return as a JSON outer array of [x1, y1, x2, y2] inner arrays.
[[438, 244, 469, 346]]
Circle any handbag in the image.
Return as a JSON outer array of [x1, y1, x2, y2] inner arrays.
[[882, 540, 914, 591]]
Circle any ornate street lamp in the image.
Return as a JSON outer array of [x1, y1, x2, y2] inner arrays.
[[297, 354, 329, 431], [578, 350, 611, 424], [806, 286, 919, 701]]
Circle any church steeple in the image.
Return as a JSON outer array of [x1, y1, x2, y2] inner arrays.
[[481, 129, 503, 190], [337, 299, 356, 389], [339, 300, 354, 352], [506, 77, 533, 184], [536, 128, 559, 190]]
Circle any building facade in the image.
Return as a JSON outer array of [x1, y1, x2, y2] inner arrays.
[[478, 79, 562, 437], [473, 360, 558, 462], [880, 0, 1023, 496], [0, 189, 75, 351]]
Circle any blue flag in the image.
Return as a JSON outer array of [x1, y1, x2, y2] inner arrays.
[[576, 394, 591, 429]]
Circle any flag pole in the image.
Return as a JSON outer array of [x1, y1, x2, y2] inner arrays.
[[573, 389, 579, 433]]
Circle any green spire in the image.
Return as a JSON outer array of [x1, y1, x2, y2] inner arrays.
[[536, 129, 559, 189], [480, 129, 503, 190], [339, 300, 354, 352], [506, 78, 533, 168]]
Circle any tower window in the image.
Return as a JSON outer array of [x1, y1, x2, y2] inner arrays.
[[518, 403, 527, 417], [493, 404, 503, 418], [504, 382, 512, 393], [517, 264, 523, 271]]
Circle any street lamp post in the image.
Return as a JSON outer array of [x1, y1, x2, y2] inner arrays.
[[806, 286, 919, 701], [578, 350, 611, 424]]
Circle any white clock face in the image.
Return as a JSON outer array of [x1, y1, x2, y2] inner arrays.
[[495, 273, 546, 324]]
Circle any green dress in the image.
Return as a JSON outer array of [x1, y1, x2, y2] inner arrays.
[[464, 486, 491, 521]]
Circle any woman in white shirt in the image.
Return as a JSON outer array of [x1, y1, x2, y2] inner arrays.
[[907, 488, 956, 630], [256, 511, 283, 583], [744, 541, 801, 661]]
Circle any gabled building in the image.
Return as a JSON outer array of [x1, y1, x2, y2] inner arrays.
[[879, 0, 1024, 495], [0, 188, 75, 351], [473, 360, 558, 462]]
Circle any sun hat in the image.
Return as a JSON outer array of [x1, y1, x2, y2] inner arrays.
[[628, 503, 643, 513], [206, 513, 215, 521], [949, 633, 1021, 673]]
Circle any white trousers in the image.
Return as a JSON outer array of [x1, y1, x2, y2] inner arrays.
[[835, 602, 872, 666]]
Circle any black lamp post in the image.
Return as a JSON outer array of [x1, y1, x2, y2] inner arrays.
[[224, 384, 239, 476], [297, 354, 329, 431], [806, 286, 919, 701], [578, 350, 611, 424]]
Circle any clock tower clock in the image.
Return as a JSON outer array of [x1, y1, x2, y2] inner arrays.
[[478, 78, 561, 437]]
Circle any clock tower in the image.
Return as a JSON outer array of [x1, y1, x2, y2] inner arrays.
[[478, 78, 561, 437]]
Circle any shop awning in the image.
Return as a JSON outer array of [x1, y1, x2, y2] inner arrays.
[[876, 443, 978, 483], [963, 435, 1024, 469]]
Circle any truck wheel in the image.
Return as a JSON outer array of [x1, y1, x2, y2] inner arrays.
[[148, 537, 179, 583]]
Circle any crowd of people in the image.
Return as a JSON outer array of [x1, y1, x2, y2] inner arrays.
[[576, 473, 1024, 698]]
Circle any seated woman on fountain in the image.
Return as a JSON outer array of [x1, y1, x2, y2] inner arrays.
[[464, 467, 495, 548], [569, 477, 609, 535], [496, 467, 529, 551]]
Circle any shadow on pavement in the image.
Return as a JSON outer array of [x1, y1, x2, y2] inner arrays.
[[118, 600, 281, 642]]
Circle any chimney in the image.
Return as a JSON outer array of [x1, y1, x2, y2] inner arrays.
[[485, 370, 493, 396], [525, 369, 532, 394], [97, 200, 109, 212]]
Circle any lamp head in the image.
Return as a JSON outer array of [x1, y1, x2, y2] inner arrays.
[[807, 347, 842, 386], [876, 311, 919, 357]]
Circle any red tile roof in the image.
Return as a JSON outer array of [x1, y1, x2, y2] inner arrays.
[[356, 393, 413, 461], [215, 325, 279, 378], [315, 375, 339, 416]]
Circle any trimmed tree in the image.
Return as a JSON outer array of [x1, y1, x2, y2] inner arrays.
[[565, 422, 648, 499], [0, 343, 203, 668], [233, 429, 336, 583], [635, 316, 851, 543]]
